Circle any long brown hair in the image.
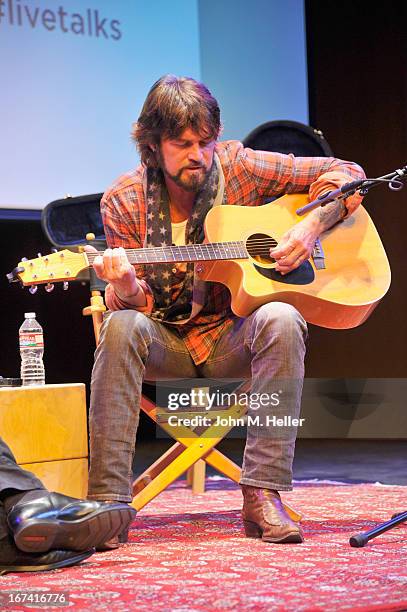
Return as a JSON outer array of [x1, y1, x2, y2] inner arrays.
[[132, 75, 221, 167]]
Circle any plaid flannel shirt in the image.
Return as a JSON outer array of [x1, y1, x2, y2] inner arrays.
[[101, 141, 365, 365]]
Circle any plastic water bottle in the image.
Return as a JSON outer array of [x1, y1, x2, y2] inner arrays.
[[19, 313, 45, 386]]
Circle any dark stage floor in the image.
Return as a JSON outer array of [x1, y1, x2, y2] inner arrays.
[[132, 438, 407, 486]]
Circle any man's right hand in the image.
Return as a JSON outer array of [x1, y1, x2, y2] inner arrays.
[[85, 246, 146, 306]]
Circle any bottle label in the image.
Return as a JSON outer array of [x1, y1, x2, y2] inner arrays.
[[19, 332, 44, 348]]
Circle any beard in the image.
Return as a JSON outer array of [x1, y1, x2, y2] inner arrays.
[[157, 149, 212, 193]]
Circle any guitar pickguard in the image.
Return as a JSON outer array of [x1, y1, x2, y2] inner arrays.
[[253, 261, 315, 285]]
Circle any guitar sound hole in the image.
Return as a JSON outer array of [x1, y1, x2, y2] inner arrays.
[[246, 233, 277, 264]]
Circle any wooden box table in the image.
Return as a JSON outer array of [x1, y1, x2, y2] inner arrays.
[[0, 383, 88, 498]]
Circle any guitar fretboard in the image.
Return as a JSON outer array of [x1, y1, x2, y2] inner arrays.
[[86, 241, 250, 265]]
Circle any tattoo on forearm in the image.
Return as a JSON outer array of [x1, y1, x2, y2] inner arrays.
[[317, 199, 347, 231]]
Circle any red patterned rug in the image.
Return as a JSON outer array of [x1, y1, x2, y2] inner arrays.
[[0, 479, 406, 611]]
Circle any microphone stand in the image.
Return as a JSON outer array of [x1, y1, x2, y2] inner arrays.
[[296, 164, 407, 216], [297, 164, 407, 547], [349, 511, 407, 548]]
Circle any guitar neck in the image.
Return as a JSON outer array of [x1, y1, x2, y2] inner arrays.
[[86, 242, 249, 265]]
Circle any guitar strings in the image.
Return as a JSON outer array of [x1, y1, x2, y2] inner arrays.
[[85, 239, 277, 254], [85, 240, 277, 252], [85, 237, 278, 262]]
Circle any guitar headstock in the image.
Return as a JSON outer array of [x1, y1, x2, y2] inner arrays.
[[7, 249, 90, 287]]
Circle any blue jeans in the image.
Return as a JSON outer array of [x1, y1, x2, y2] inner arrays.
[[88, 302, 307, 502]]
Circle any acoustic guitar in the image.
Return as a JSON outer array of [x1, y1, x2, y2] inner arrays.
[[8, 194, 391, 329]]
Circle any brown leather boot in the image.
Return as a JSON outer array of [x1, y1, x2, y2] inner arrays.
[[241, 485, 304, 544]]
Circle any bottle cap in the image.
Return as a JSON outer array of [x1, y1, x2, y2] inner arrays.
[[24, 313, 36, 318]]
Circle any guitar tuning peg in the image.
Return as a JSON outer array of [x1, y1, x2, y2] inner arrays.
[[45, 283, 55, 293], [51, 248, 58, 253], [63, 282, 69, 291], [37, 253, 42, 258], [29, 285, 38, 295], [21, 257, 28, 262]]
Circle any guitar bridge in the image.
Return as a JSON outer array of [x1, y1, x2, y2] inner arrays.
[[312, 239, 326, 270]]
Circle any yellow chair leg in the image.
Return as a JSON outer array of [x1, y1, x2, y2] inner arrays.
[[131, 435, 221, 511], [191, 460, 206, 494], [132, 442, 185, 496]]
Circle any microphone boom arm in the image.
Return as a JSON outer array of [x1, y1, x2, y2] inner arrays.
[[296, 165, 407, 216]]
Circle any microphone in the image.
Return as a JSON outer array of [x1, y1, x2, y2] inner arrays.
[[296, 179, 365, 216], [296, 187, 345, 216]]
